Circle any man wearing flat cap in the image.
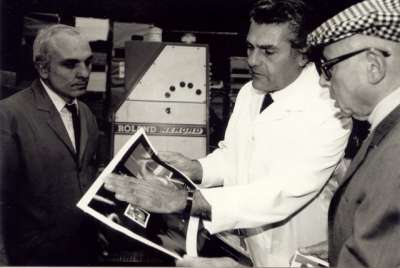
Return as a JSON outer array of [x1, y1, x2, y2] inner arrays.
[[305, 0, 400, 267]]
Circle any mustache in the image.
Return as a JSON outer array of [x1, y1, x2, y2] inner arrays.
[[72, 80, 89, 86]]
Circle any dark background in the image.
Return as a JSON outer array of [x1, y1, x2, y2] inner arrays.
[[1, 0, 363, 73]]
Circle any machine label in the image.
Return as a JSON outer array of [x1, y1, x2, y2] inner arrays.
[[114, 122, 207, 137]]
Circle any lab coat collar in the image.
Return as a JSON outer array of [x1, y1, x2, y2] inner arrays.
[[257, 64, 320, 120]]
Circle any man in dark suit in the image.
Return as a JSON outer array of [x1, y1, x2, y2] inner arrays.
[[303, 0, 400, 267], [0, 24, 100, 265]]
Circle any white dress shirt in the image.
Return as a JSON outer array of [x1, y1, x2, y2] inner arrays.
[[368, 86, 400, 131], [198, 65, 351, 266], [40, 80, 79, 150]]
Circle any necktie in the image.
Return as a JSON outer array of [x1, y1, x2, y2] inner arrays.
[[260, 93, 273, 113], [65, 103, 80, 155]]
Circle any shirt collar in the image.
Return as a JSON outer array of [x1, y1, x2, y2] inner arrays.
[[270, 64, 317, 105], [40, 79, 78, 112], [368, 86, 400, 131]]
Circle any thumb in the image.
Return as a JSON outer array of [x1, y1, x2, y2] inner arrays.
[[175, 255, 196, 267]]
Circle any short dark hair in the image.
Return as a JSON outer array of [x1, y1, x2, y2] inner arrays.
[[250, 0, 311, 49]]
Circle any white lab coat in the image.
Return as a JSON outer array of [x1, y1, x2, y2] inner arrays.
[[198, 65, 350, 266]]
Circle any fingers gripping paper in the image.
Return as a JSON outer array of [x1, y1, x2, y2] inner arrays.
[[78, 128, 246, 261]]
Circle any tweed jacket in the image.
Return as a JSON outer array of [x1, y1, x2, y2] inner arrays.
[[328, 104, 400, 267]]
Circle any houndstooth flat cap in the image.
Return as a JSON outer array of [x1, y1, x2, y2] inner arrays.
[[307, 0, 400, 47]]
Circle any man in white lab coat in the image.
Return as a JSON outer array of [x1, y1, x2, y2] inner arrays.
[[105, 0, 351, 266]]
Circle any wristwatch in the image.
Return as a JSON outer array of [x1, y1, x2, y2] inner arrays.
[[183, 188, 195, 217]]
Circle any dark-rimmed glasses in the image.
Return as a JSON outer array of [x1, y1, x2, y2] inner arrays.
[[314, 48, 390, 81]]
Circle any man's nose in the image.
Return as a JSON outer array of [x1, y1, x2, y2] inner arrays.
[[247, 49, 260, 67], [319, 75, 336, 99], [319, 74, 330, 88], [76, 63, 91, 78]]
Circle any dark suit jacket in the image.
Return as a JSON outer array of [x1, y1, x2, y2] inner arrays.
[[0, 80, 100, 265], [328, 104, 400, 267]]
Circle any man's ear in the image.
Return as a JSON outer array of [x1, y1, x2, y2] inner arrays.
[[35, 61, 49, 79], [366, 50, 386, 84]]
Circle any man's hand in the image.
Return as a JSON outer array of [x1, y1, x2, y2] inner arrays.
[[176, 255, 248, 267], [104, 173, 187, 214], [158, 152, 203, 183], [298, 240, 329, 261]]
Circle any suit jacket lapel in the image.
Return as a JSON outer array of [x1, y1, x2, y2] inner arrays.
[[337, 104, 400, 188], [32, 80, 76, 156], [336, 133, 373, 187]]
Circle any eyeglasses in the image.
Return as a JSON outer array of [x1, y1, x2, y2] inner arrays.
[[314, 48, 391, 81]]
